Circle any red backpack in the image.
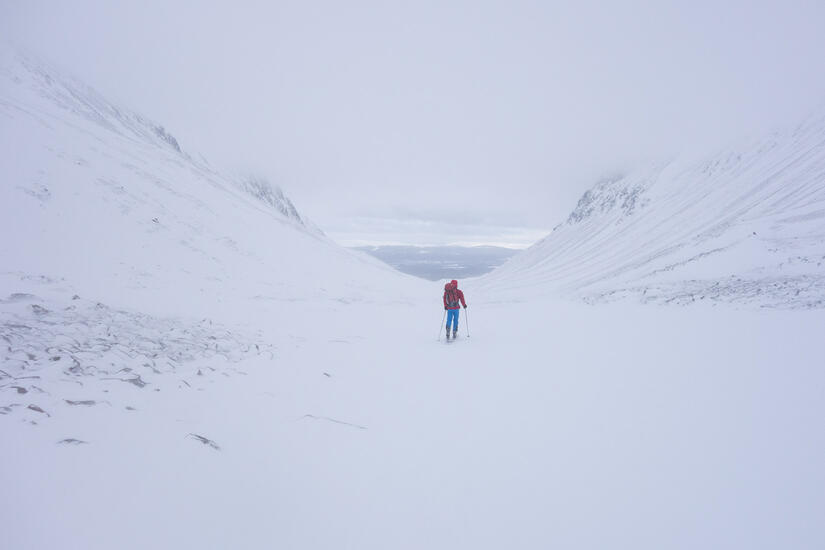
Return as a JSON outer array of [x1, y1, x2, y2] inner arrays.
[[444, 282, 460, 308]]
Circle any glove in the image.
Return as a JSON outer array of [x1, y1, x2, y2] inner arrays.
[[463, 305, 467, 309], [444, 306, 447, 310]]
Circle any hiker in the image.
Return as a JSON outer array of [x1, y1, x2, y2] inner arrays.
[[443, 279, 467, 339]]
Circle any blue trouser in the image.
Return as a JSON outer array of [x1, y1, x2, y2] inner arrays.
[[446, 309, 460, 331]]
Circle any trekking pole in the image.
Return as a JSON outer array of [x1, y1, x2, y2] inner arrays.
[[464, 307, 470, 337], [437, 310, 446, 341]]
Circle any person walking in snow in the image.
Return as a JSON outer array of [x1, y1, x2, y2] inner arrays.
[[443, 279, 467, 340]]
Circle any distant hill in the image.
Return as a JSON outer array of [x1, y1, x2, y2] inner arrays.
[[354, 245, 520, 281]]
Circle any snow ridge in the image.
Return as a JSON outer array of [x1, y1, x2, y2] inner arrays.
[[4, 49, 189, 156], [0, 47, 308, 228]]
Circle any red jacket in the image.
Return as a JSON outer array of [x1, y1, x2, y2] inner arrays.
[[443, 280, 466, 310]]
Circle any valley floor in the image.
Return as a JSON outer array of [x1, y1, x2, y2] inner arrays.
[[2, 286, 824, 549]]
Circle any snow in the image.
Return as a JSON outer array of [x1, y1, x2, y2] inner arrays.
[[2, 48, 825, 549], [5, 296, 824, 549], [480, 121, 825, 308]]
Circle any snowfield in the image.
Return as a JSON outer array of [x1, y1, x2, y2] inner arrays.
[[5, 295, 824, 550], [2, 49, 824, 549]]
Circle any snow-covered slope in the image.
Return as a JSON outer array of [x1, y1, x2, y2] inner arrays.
[[0, 48, 411, 317], [479, 116, 825, 308], [0, 47, 425, 431]]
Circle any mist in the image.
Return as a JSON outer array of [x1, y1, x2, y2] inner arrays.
[[4, 0, 825, 244]]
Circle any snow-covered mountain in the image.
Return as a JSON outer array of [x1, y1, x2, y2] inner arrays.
[[0, 48, 411, 317], [2, 47, 824, 550], [479, 116, 825, 308], [1, 50, 309, 229], [0, 46, 425, 434]]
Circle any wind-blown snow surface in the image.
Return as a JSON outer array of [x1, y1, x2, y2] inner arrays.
[[5, 300, 825, 549], [2, 49, 825, 549], [480, 119, 825, 308]]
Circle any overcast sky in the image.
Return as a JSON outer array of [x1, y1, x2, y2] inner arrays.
[[4, 0, 825, 247]]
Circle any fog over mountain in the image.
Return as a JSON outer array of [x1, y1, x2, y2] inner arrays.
[[4, 1, 825, 244], [480, 112, 825, 308]]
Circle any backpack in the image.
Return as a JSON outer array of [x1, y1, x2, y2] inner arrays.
[[444, 284, 459, 308]]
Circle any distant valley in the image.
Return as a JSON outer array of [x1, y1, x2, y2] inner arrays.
[[354, 245, 520, 281]]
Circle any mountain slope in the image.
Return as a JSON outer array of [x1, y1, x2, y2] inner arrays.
[[479, 116, 825, 308], [0, 48, 411, 320], [0, 46, 425, 434]]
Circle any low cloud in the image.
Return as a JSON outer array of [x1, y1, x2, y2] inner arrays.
[[328, 216, 549, 248]]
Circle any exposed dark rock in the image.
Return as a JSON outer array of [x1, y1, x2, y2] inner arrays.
[[301, 414, 367, 430], [126, 375, 147, 388], [30, 304, 50, 315], [187, 433, 220, 450], [2, 293, 36, 303], [153, 125, 182, 152], [57, 438, 88, 445], [27, 404, 49, 416], [238, 176, 304, 225]]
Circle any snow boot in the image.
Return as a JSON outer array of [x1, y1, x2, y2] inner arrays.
[[452, 329, 458, 339], [445, 326, 451, 340]]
